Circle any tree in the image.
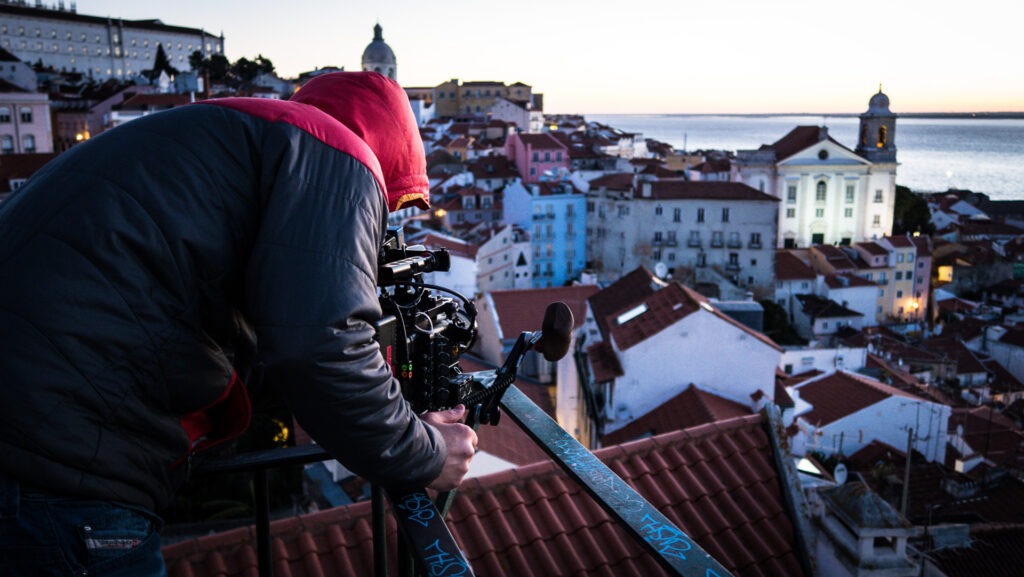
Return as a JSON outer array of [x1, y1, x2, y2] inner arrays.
[[893, 185, 935, 235], [759, 299, 807, 346], [151, 43, 180, 77]]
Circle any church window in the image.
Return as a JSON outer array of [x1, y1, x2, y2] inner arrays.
[[815, 209, 824, 218], [787, 185, 797, 203], [846, 185, 855, 203], [877, 125, 888, 148], [874, 189, 884, 203], [844, 208, 853, 218], [786, 208, 795, 218], [816, 181, 827, 202]]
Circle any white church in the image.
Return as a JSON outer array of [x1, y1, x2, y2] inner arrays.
[[734, 90, 898, 248]]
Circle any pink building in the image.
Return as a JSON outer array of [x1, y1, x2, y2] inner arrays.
[[504, 132, 568, 184]]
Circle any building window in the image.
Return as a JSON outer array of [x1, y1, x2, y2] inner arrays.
[[786, 208, 795, 218], [816, 181, 827, 201], [897, 290, 903, 298], [879, 289, 885, 297], [874, 189, 883, 203], [532, 152, 539, 161], [844, 208, 853, 218], [722, 208, 730, 223], [787, 185, 797, 203], [697, 208, 705, 223], [895, 271, 902, 280], [845, 185, 855, 203], [655, 205, 663, 216], [750, 232, 762, 247], [815, 208, 824, 218], [1, 135, 13, 153], [18, 107, 32, 123], [673, 208, 681, 222], [0, 107, 9, 123], [22, 134, 34, 153], [908, 254, 915, 263], [873, 215, 881, 227]]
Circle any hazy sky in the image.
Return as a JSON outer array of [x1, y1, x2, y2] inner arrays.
[[84, 0, 1022, 115]]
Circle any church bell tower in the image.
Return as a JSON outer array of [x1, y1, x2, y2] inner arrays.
[[855, 87, 897, 163]]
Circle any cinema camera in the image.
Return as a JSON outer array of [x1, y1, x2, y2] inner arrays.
[[376, 227, 573, 426], [375, 227, 478, 414]]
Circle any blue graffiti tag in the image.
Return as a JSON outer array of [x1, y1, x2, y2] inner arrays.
[[640, 514, 693, 561], [395, 492, 435, 528], [423, 538, 470, 576]]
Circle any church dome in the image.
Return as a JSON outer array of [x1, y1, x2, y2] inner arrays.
[[867, 88, 891, 114], [361, 24, 396, 77]]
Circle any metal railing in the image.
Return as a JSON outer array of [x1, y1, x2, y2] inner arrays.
[[192, 370, 735, 577]]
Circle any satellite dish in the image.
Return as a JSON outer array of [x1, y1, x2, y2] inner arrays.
[[833, 463, 848, 485], [654, 261, 668, 279]]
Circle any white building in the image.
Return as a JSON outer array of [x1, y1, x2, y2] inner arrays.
[[0, 3, 223, 81], [581, 267, 783, 438], [415, 232, 478, 301], [734, 90, 898, 249], [475, 224, 532, 293], [587, 178, 779, 298], [788, 370, 950, 463]]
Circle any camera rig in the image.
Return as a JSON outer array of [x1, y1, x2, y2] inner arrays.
[[375, 227, 479, 414], [375, 226, 573, 426]]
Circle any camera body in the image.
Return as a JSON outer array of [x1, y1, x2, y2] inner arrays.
[[375, 227, 477, 413]]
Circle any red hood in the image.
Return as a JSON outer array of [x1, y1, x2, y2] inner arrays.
[[291, 72, 429, 212]]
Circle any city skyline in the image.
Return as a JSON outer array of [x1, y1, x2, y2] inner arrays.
[[83, 0, 1023, 115]]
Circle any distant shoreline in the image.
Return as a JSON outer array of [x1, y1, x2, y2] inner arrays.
[[591, 112, 1024, 120]]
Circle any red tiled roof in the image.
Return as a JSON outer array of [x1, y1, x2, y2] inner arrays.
[[488, 285, 597, 338], [775, 251, 816, 280], [420, 233, 479, 259], [590, 267, 781, 353], [922, 338, 987, 375], [857, 241, 889, 257], [588, 172, 634, 192], [163, 415, 808, 577], [927, 524, 1024, 577], [795, 371, 918, 426], [949, 406, 1024, 469], [761, 126, 855, 162], [602, 384, 751, 445], [516, 132, 567, 150], [587, 340, 623, 383], [0, 153, 59, 192], [649, 181, 778, 202]]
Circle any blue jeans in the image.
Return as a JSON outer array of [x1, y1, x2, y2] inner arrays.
[[0, 474, 167, 577]]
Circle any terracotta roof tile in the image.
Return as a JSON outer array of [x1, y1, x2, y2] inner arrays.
[[602, 384, 751, 445], [164, 415, 808, 577], [487, 285, 598, 338], [775, 251, 816, 280], [795, 370, 918, 426]]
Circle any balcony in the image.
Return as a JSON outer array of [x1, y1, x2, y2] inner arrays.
[[688, 239, 702, 248], [748, 241, 762, 250], [532, 213, 556, 221], [726, 262, 741, 271], [665, 239, 678, 247], [710, 239, 724, 248], [727, 239, 743, 249]]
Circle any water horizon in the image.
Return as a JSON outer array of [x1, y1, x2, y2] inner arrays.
[[587, 113, 1024, 201]]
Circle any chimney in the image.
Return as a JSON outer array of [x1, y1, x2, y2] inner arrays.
[[642, 182, 652, 198], [819, 125, 829, 141]]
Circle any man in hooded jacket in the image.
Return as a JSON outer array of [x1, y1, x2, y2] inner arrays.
[[0, 71, 477, 576]]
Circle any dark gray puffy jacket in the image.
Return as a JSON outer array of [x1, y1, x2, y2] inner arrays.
[[0, 74, 444, 512]]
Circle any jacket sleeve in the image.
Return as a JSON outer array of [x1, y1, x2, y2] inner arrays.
[[244, 134, 445, 491]]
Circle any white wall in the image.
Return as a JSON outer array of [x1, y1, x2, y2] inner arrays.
[[605, 308, 780, 433], [801, 394, 950, 463], [781, 347, 867, 374]]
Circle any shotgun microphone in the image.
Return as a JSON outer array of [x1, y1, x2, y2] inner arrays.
[[537, 301, 574, 361]]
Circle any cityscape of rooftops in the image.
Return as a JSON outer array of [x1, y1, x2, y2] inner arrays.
[[1, 1, 1023, 576]]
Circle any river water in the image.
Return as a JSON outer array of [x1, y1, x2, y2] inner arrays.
[[588, 114, 1024, 200]]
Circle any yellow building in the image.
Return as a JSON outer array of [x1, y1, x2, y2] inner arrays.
[[432, 78, 531, 119]]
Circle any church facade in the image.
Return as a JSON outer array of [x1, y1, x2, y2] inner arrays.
[[734, 90, 898, 248]]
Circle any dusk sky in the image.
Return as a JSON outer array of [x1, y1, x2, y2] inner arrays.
[[86, 0, 1022, 115]]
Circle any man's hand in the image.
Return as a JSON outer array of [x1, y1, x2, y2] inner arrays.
[[422, 405, 478, 492]]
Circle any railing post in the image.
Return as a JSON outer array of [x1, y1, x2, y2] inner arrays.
[[254, 468, 272, 577], [372, 484, 388, 577]]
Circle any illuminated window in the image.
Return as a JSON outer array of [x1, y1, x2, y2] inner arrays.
[[877, 125, 888, 148]]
